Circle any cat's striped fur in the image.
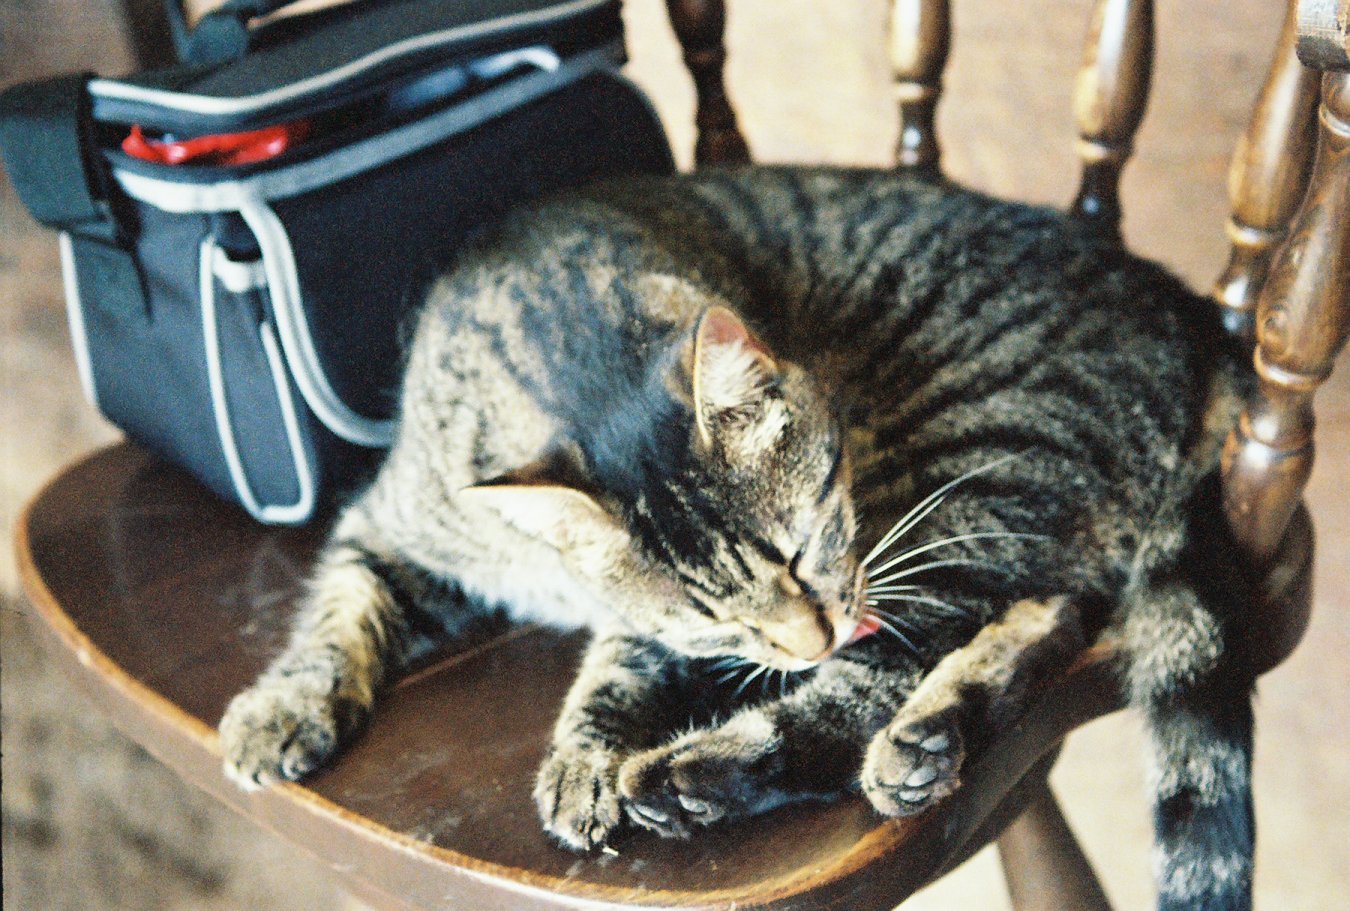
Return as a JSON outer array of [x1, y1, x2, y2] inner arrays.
[[220, 167, 1258, 910]]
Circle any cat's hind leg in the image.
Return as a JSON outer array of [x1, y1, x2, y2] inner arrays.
[[616, 655, 920, 838], [615, 598, 1086, 838], [220, 511, 442, 789], [862, 596, 1087, 817]]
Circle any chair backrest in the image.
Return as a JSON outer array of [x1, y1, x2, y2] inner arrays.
[[661, 0, 1349, 668]]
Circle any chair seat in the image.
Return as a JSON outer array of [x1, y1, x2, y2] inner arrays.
[[16, 443, 1132, 910]]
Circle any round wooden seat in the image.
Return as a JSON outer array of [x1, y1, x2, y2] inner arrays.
[[16, 443, 1139, 911]]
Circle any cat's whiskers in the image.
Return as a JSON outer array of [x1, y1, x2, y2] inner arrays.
[[860, 453, 1021, 569], [862, 583, 922, 595], [710, 653, 754, 684], [860, 611, 920, 656], [866, 556, 999, 588], [865, 605, 926, 630], [867, 531, 1047, 580], [732, 664, 770, 699], [861, 493, 950, 568], [867, 592, 970, 618]]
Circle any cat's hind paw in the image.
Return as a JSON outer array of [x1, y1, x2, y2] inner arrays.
[[534, 745, 624, 852], [617, 713, 783, 839], [862, 707, 964, 817], [218, 676, 355, 790]]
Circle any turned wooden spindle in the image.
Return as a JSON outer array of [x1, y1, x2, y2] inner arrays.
[[1070, 0, 1154, 232], [664, 0, 751, 167], [1222, 71, 1350, 566], [889, 0, 951, 175], [1212, 0, 1321, 341]]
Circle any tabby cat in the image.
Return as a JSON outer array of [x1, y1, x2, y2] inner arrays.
[[219, 167, 1259, 911]]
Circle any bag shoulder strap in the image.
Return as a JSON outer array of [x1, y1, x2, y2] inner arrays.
[[0, 73, 115, 236], [0, 74, 149, 320]]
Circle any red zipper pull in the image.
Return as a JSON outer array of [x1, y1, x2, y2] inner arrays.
[[121, 120, 312, 166]]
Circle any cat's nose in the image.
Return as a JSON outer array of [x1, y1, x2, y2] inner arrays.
[[758, 602, 834, 663]]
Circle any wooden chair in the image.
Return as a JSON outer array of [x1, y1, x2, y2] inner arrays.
[[14, 1, 1348, 908]]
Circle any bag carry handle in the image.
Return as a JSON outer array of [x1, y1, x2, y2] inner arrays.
[[175, 0, 354, 65]]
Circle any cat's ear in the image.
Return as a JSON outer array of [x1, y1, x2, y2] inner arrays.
[[459, 458, 628, 556], [689, 307, 785, 452]]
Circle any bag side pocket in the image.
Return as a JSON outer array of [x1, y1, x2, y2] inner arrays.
[[200, 237, 317, 524]]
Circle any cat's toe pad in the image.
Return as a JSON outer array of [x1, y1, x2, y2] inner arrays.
[[617, 718, 781, 839], [534, 746, 624, 852], [218, 677, 350, 790], [863, 708, 964, 817], [617, 748, 735, 838]]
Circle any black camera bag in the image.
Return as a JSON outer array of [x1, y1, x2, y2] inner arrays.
[[0, 0, 674, 524]]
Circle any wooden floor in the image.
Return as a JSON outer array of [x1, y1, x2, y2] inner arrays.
[[2, 1, 1346, 909]]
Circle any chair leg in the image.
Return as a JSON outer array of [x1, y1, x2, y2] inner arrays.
[[996, 778, 1112, 911]]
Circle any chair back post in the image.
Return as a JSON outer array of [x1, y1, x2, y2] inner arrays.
[[1212, 0, 1321, 342], [889, 0, 951, 175], [664, 0, 752, 166], [1221, 63, 1350, 567], [1070, 0, 1154, 234]]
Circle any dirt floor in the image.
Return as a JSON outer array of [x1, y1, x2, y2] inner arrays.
[[3, 1, 1347, 909]]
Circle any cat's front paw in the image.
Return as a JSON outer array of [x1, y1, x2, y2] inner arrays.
[[218, 674, 358, 790], [617, 714, 783, 839], [534, 744, 624, 852], [862, 707, 964, 817]]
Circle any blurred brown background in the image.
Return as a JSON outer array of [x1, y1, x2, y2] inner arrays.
[[2, 1, 1346, 909]]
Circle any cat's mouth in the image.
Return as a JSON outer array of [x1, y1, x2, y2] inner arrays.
[[846, 614, 883, 643]]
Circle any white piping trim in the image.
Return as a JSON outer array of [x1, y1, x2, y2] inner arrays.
[[58, 232, 101, 409], [212, 251, 267, 293], [200, 238, 316, 525], [472, 45, 561, 76], [109, 45, 617, 210], [236, 196, 393, 447], [88, 0, 609, 117]]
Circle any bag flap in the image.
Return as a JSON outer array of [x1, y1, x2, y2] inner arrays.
[[87, 0, 623, 134]]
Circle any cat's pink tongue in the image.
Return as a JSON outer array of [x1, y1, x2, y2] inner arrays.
[[848, 614, 883, 644]]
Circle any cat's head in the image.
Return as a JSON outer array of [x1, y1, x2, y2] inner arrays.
[[462, 306, 864, 670]]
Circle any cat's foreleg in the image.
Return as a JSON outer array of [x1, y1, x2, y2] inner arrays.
[[219, 513, 442, 789], [536, 630, 696, 850], [862, 596, 1086, 816], [616, 655, 921, 838]]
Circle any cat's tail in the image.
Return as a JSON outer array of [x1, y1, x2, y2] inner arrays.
[[1122, 578, 1255, 911]]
